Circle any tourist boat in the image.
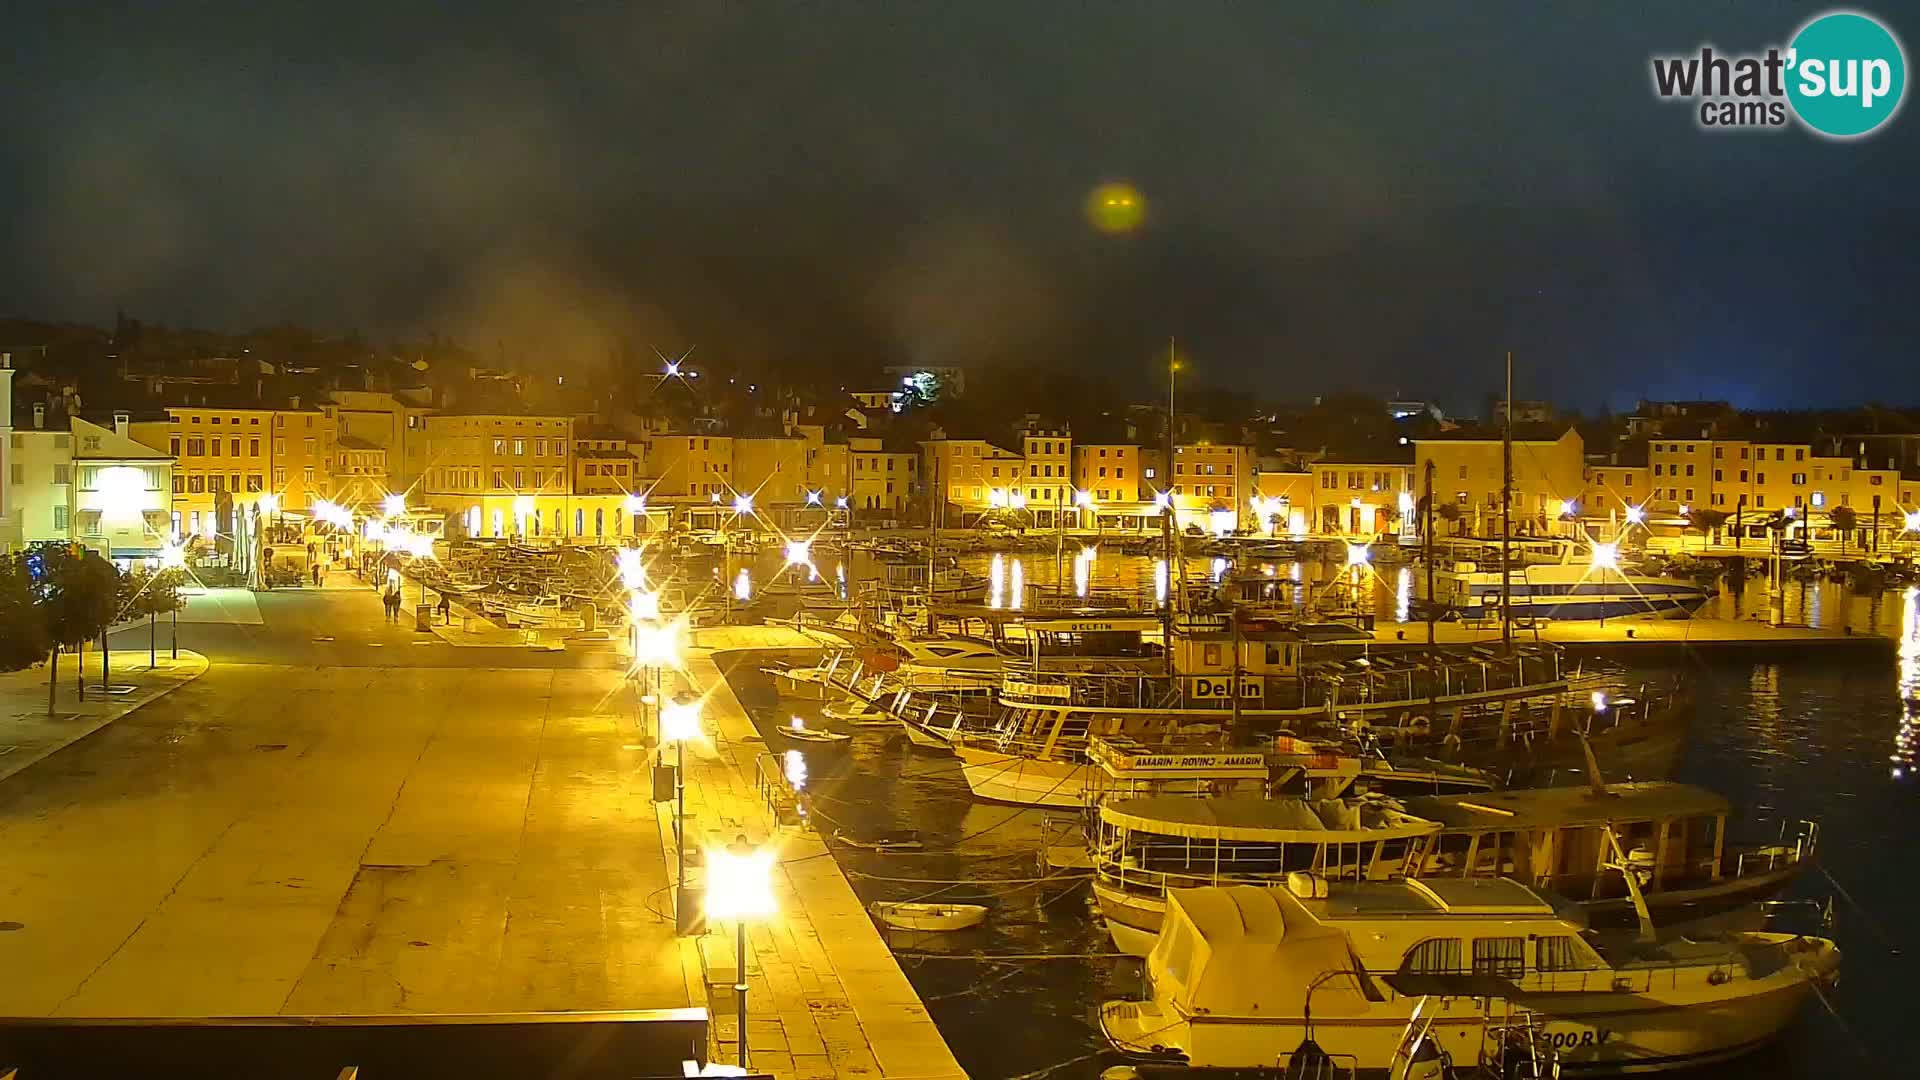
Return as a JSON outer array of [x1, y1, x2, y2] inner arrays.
[[1426, 539, 1714, 622], [1089, 780, 1818, 956], [772, 716, 853, 750], [952, 612, 1605, 807], [869, 901, 988, 932], [1099, 878, 1840, 1073]]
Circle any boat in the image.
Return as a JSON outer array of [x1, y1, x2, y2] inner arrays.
[[952, 612, 1601, 808], [1427, 538, 1714, 622], [1089, 781, 1818, 956], [822, 696, 901, 727], [875, 557, 990, 603], [869, 901, 988, 932], [772, 716, 853, 750], [835, 829, 925, 852], [1099, 878, 1840, 1073]]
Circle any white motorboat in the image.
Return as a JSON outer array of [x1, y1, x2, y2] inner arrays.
[[869, 902, 988, 932], [822, 697, 899, 727], [1099, 878, 1839, 1073], [1428, 539, 1713, 621]]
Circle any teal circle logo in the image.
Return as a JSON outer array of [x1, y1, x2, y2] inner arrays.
[[1787, 11, 1907, 137]]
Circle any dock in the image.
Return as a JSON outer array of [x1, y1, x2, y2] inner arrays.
[[674, 626, 969, 1080], [1367, 614, 1900, 657]]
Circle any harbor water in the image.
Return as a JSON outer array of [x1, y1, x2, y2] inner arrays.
[[710, 546, 1917, 1078]]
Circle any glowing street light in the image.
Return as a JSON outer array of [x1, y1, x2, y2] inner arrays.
[[383, 493, 407, 518], [257, 492, 279, 515], [664, 360, 681, 377], [624, 492, 647, 515], [785, 539, 812, 566], [159, 540, 187, 570], [1345, 543, 1371, 568], [1074, 489, 1094, 509], [659, 693, 704, 934], [706, 834, 777, 1069], [805, 490, 822, 506], [834, 496, 848, 509], [1625, 505, 1647, 525], [618, 547, 645, 590], [1590, 542, 1619, 570], [1592, 690, 1609, 712], [732, 494, 754, 515]]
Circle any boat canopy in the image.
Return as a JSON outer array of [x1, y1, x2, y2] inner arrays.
[[1149, 886, 1375, 1018], [1404, 781, 1730, 831], [1103, 795, 1442, 844]]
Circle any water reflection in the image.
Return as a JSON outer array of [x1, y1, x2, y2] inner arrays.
[[1010, 558, 1024, 609], [1396, 566, 1412, 623], [1073, 547, 1094, 597], [1153, 558, 1168, 606], [989, 553, 1005, 609], [1893, 587, 1919, 780], [784, 747, 808, 790]]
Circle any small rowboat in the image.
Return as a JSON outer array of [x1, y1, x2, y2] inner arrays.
[[869, 902, 988, 933], [834, 829, 924, 852], [775, 717, 854, 750]]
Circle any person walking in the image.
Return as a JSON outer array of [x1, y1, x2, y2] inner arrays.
[[311, 562, 322, 587]]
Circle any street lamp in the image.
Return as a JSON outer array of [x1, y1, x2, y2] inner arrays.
[[706, 834, 777, 1070], [618, 547, 645, 591], [383, 492, 407, 518], [785, 539, 811, 567], [1624, 504, 1646, 526], [1906, 510, 1920, 534], [662, 693, 704, 935]]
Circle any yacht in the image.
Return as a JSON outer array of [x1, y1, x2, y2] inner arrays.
[[1426, 539, 1713, 622], [1090, 781, 1818, 956], [1100, 878, 1839, 1073]]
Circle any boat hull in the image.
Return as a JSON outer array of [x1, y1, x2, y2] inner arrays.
[[900, 717, 958, 752], [768, 668, 830, 701], [1101, 964, 1829, 1073], [954, 745, 1088, 807]]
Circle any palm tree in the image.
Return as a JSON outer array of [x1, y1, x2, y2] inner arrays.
[[1829, 505, 1857, 549]]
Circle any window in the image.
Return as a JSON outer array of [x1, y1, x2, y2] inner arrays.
[[1757, 472, 1766, 485], [230, 473, 240, 491], [1713, 446, 1723, 459], [247, 474, 263, 492], [1740, 447, 1749, 459], [574, 509, 584, 535], [1791, 472, 1806, 485], [1144, 467, 1156, 479], [1624, 475, 1634, 487], [305, 416, 314, 428], [1472, 936, 1526, 978], [1653, 463, 1663, 476], [230, 438, 240, 457], [53, 505, 69, 531], [1757, 495, 1767, 507], [52, 464, 71, 485], [1740, 470, 1748, 482], [1684, 464, 1694, 477], [209, 475, 225, 493], [303, 466, 315, 484], [210, 438, 223, 458], [250, 438, 260, 456], [1795, 448, 1805, 461], [212, 417, 222, 425], [535, 439, 547, 456], [275, 439, 287, 456], [172, 474, 184, 494], [1535, 937, 1583, 972], [1686, 444, 1696, 454], [273, 466, 287, 485], [1871, 474, 1885, 486], [1714, 469, 1723, 482], [1400, 938, 1463, 975], [1775, 448, 1785, 461], [170, 437, 180, 456], [187, 475, 205, 493], [512, 438, 526, 456], [187, 437, 205, 455], [1457, 464, 1468, 480]]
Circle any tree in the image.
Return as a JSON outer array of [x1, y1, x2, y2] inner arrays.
[[0, 555, 49, 673], [122, 569, 188, 667], [1436, 503, 1461, 535], [1686, 509, 1729, 550], [38, 546, 122, 714], [1829, 505, 1857, 547]]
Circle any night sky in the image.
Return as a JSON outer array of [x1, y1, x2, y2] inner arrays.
[[2, 2, 1916, 411]]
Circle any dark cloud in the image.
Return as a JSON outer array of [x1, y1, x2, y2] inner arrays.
[[1, 1, 1915, 410]]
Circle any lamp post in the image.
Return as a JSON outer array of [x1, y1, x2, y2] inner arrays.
[[1590, 541, 1618, 628], [661, 693, 703, 934], [706, 834, 776, 1070]]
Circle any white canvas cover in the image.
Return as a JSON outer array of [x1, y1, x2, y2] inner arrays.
[[1150, 886, 1374, 1018]]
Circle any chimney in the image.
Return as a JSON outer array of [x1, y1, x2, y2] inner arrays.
[[290, 395, 302, 411], [114, 411, 131, 437], [34, 403, 46, 429]]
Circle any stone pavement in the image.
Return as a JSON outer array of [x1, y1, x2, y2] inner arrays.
[[672, 626, 967, 1080], [0, 645, 209, 786]]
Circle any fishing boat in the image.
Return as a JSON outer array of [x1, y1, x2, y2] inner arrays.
[[875, 557, 990, 603], [772, 716, 853, 750], [1099, 878, 1840, 1073], [1426, 538, 1714, 622], [1089, 781, 1818, 956], [869, 901, 988, 932]]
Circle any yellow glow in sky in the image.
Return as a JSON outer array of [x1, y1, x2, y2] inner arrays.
[[1084, 181, 1146, 234]]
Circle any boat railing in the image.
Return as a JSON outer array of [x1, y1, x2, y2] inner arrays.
[[1272, 1045, 1359, 1080], [1095, 858, 1373, 897], [1734, 819, 1818, 877]]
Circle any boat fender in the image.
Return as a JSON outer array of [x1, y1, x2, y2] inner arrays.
[[1286, 871, 1329, 899]]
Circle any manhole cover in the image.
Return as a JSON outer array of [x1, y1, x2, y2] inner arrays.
[[254, 743, 288, 753], [0, 921, 24, 932]]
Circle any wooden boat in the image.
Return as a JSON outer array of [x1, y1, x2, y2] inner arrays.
[[869, 901, 988, 932], [773, 717, 853, 750], [834, 829, 924, 852]]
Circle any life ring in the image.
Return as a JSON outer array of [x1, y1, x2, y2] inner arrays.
[[1405, 715, 1432, 735], [1442, 732, 1463, 754]]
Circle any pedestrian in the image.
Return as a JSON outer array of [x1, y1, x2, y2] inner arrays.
[[436, 592, 451, 621]]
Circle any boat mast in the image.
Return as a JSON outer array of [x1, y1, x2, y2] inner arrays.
[[1501, 349, 1513, 652], [1163, 338, 1181, 683]]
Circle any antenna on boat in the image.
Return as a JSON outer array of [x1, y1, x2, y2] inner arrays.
[[1501, 350, 1513, 654]]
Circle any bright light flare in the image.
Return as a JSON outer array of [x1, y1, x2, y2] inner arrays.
[[1592, 691, 1609, 712], [256, 492, 279, 515], [618, 548, 645, 590], [624, 493, 647, 515], [704, 842, 777, 921], [634, 620, 683, 668], [1625, 505, 1646, 525], [785, 540, 811, 566], [1074, 489, 1094, 509], [630, 588, 661, 621], [159, 541, 187, 570], [1345, 543, 1371, 568], [661, 698, 702, 743], [733, 494, 754, 515], [1590, 542, 1619, 571], [734, 567, 752, 600], [383, 493, 407, 517]]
